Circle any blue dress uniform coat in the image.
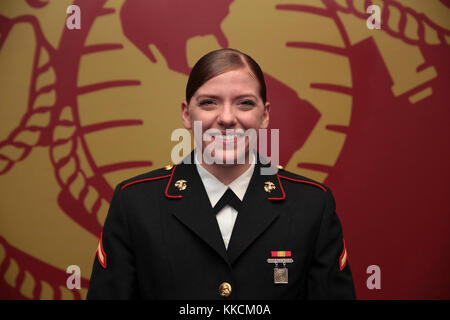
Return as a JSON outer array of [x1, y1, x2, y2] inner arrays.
[[87, 152, 355, 299]]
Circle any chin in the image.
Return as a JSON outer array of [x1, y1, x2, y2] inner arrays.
[[201, 140, 250, 166], [216, 148, 249, 165]]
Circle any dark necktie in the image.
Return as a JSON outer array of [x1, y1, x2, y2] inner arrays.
[[213, 188, 242, 215]]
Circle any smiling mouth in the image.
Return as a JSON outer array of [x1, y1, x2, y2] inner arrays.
[[206, 132, 247, 148], [211, 131, 245, 140], [212, 133, 244, 140]]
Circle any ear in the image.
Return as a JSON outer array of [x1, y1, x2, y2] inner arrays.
[[260, 101, 271, 129], [181, 101, 192, 130]]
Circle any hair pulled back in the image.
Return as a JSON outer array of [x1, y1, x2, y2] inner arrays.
[[186, 48, 267, 104]]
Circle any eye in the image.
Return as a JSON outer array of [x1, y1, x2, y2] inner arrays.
[[239, 99, 256, 106], [198, 99, 215, 106]]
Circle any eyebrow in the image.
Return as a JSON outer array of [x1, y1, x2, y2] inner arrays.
[[196, 95, 221, 100], [196, 94, 258, 100], [234, 94, 258, 100]]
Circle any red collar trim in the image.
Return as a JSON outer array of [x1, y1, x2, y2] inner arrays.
[[165, 164, 183, 199], [267, 174, 286, 201]]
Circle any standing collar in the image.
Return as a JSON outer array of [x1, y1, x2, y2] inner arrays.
[[165, 150, 285, 201]]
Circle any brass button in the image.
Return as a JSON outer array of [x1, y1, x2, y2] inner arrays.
[[218, 282, 232, 297], [165, 163, 173, 170]]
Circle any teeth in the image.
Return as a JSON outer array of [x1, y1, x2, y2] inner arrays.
[[214, 134, 243, 140]]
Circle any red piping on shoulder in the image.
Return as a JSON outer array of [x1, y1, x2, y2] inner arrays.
[[278, 175, 327, 192], [165, 165, 183, 199], [120, 174, 172, 190]]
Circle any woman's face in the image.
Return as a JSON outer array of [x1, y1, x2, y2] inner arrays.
[[182, 67, 270, 165]]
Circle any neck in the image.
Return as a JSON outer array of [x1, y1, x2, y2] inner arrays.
[[196, 151, 254, 186]]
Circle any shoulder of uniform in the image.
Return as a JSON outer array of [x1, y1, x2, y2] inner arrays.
[[276, 167, 328, 192], [119, 164, 175, 190]]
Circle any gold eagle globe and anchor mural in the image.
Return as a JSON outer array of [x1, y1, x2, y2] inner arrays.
[[0, 0, 449, 299]]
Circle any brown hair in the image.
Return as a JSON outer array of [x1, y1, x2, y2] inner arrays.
[[186, 48, 267, 104]]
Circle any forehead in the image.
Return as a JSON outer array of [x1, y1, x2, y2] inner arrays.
[[194, 68, 260, 96]]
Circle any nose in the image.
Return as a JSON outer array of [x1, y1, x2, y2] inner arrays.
[[217, 103, 237, 127]]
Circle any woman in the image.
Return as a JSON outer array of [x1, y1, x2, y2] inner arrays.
[[87, 48, 355, 299]]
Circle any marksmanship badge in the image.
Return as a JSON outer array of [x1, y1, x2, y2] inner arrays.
[[267, 251, 293, 284]]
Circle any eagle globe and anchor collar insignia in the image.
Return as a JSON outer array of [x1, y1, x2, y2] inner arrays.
[[160, 152, 328, 199]]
